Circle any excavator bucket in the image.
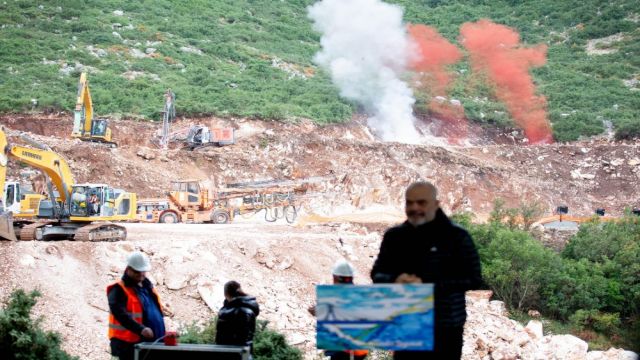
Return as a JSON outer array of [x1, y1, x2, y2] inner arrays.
[[0, 212, 17, 241]]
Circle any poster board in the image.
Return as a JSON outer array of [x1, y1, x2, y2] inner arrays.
[[316, 284, 434, 351]]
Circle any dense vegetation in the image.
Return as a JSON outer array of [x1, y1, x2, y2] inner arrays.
[[0, 290, 77, 360], [0, 0, 638, 141], [454, 205, 640, 351]]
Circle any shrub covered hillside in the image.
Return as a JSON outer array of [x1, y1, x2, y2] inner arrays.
[[0, 0, 638, 141], [454, 210, 640, 351]]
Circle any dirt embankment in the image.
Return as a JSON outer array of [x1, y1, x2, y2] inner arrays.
[[1, 114, 638, 217]]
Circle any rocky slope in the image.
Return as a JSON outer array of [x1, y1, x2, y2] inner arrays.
[[0, 114, 638, 359], [1, 114, 638, 219]]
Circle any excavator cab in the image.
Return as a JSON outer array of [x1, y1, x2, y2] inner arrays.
[[186, 126, 210, 146], [170, 180, 201, 205], [70, 184, 116, 217], [0, 131, 17, 240], [6, 181, 47, 219], [3, 182, 21, 214], [91, 119, 110, 138], [184, 125, 234, 150]]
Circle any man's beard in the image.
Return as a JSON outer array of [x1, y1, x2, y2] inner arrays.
[[407, 214, 428, 227]]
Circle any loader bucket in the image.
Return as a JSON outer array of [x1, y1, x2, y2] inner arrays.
[[0, 212, 17, 241]]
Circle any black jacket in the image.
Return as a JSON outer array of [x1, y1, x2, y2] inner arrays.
[[215, 296, 260, 348], [371, 209, 482, 327]]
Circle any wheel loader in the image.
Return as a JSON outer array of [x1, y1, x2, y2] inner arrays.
[[136, 180, 297, 224]]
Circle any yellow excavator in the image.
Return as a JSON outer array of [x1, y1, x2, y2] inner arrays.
[[0, 128, 136, 241], [71, 72, 117, 147]]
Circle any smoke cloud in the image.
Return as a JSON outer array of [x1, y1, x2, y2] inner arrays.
[[408, 24, 467, 142], [408, 24, 462, 98], [460, 19, 553, 144], [308, 0, 420, 143]]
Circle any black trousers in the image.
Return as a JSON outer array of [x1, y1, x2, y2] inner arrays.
[[110, 338, 135, 360], [393, 325, 464, 360]]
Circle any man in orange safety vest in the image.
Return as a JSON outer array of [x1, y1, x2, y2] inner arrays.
[[107, 251, 165, 360]]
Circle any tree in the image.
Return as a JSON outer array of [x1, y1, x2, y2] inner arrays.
[[0, 289, 77, 360]]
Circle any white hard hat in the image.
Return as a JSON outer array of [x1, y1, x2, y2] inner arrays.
[[332, 260, 355, 277], [127, 251, 151, 272]]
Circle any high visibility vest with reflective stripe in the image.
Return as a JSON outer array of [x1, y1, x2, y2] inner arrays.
[[107, 280, 162, 342]]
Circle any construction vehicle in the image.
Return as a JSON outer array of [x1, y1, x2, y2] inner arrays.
[[3, 181, 47, 219], [532, 206, 618, 230], [136, 180, 297, 224], [184, 125, 235, 150], [71, 72, 117, 147], [159, 89, 176, 150], [0, 128, 136, 241]]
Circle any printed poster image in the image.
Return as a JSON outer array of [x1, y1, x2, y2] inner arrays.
[[316, 284, 434, 351]]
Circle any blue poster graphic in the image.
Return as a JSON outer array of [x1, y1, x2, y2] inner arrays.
[[316, 284, 434, 351]]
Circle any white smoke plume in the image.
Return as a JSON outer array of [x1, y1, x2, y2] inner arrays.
[[308, 0, 421, 143]]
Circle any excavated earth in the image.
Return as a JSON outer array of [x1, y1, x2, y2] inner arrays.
[[0, 113, 638, 360]]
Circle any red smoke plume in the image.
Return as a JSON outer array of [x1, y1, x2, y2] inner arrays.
[[408, 24, 462, 95], [408, 24, 467, 143], [460, 19, 553, 144]]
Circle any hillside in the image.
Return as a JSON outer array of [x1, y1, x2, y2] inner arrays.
[[0, 0, 638, 141], [1, 0, 640, 358]]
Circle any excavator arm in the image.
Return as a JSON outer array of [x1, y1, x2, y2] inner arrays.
[[72, 72, 93, 137], [4, 145, 74, 203], [0, 127, 76, 240]]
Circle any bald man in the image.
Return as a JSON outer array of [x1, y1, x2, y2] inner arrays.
[[371, 181, 482, 360]]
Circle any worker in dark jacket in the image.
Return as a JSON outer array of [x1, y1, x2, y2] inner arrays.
[[215, 281, 260, 357], [371, 181, 482, 360], [107, 251, 165, 360]]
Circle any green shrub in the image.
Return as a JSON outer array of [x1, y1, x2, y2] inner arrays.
[[179, 319, 302, 360], [615, 119, 640, 140], [0, 289, 78, 360], [472, 222, 560, 310], [488, 198, 544, 230], [569, 310, 621, 336], [464, 202, 640, 351], [179, 318, 217, 344], [253, 321, 302, 360]]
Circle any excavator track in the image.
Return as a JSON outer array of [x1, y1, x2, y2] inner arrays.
[[18, 221, 57, 241], [73, 222, 126, 242], [81, 138, 118, 148]]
